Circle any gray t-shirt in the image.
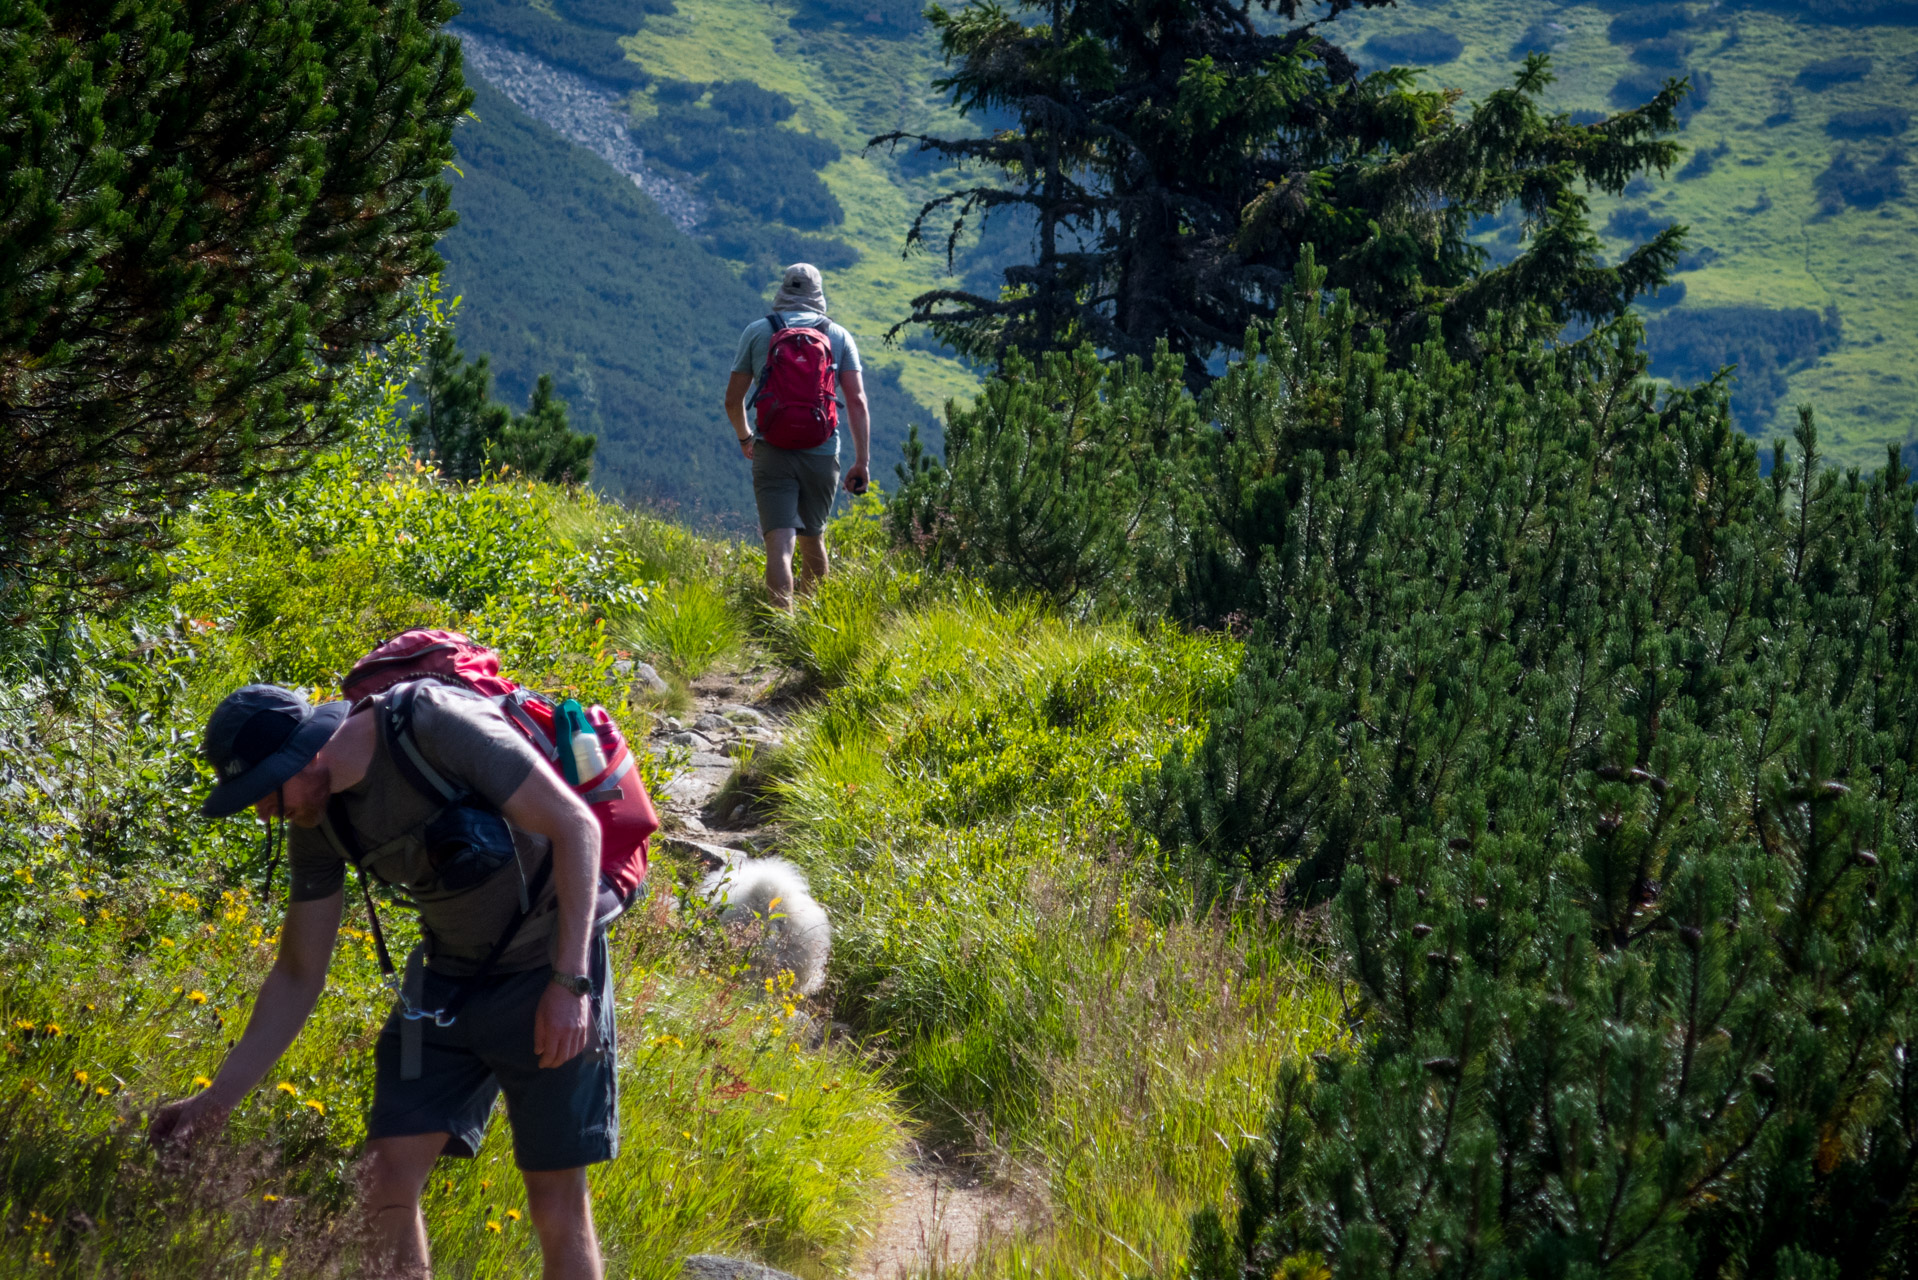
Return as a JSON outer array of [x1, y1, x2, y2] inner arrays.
[[732, 310, 862, 458], [288, 684, 587, 976]]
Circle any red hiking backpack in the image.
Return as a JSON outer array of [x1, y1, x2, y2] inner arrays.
[[343, 628, 656, 905], [750, 314, 838, 450]]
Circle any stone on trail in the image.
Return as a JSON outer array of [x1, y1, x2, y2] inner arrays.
[[631, 662, 670, 696], [694, 712, 732, 733], [682, 1258, 800, 1280], [719, 705, 764, 726]]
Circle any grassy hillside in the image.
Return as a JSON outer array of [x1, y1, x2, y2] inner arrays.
[[1327, 0, 1918, 467], [0, 342, 1333, 1276]]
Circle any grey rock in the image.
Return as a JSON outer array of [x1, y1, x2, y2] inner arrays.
[[719, 705, 764, 726], [662, 716, 685, 731], [694, 712, 732, 733], [682, 1257, 799, 1280], [450, 26, 701, 230], [632, 662, 670, 696], [688, 752, 735, 769], [657, 836, 747, 870], [667, 731, 704, 749]]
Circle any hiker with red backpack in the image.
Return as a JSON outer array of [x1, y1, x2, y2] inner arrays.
[[148, 631, 657, 1280], [723, 262, 871, 610]]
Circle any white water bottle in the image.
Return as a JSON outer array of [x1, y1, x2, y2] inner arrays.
[[572, 723, 608, 783]]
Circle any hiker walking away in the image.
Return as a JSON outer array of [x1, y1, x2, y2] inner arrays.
[[724, 262, 871, 610], [149, 683, 620, 1280]]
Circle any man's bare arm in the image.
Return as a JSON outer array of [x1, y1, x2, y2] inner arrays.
[[498, 765, 601, 1068], [840, 368, 872, 488], [725, 371, 754, 457], [149, 891, 343, 1143]]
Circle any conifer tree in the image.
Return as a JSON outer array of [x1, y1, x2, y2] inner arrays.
[[888, 344, 1198, 612], [878, 0, 1688, 376], [409, 329, 596, 485], [0, 0, 468, 607], [1147, 262, 1918, 1276]]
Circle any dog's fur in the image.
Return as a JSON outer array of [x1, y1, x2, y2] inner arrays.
[[698, 857, 831, 996]]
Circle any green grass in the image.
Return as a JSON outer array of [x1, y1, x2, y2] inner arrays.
[[0, 872, 900, 1278], [758, 585, 1344, 1275], [0, 393, 1342, 1277]]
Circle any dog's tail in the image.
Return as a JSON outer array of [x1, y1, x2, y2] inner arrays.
[[701, 857, 831, 995]]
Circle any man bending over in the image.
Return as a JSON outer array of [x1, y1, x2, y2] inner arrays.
[[149, 682, 618, 1279]]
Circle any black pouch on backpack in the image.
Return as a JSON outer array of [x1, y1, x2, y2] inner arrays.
[[423, 803, 519, 892]]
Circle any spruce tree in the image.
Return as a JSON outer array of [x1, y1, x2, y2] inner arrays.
[[409, 329, 596, 484], [879, 0, 1688, 377], [0, 0, 467, 607]]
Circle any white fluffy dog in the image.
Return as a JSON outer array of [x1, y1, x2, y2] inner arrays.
[[698, 857, 831, 996]]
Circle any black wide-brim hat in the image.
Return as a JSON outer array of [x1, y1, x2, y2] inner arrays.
[[201, 685, 348, 818]]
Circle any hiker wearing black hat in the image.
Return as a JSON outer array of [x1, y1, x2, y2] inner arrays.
[[149, 682, 615, 1279]]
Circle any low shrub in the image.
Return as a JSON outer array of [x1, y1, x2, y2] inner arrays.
[[1816, 145, 1910, 211], [1362, 28, 1463, 65], [1797, 54, 1873, 89], [1607, 7, 1691, 43], [1828, 106, 1912, 139], [888, 346, 1201, 617]]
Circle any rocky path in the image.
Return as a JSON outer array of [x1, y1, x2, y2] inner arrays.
[[642, 665, 791, 859], [642, 664, 1029, 1278]]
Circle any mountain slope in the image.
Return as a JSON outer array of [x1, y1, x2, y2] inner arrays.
[[442, 0, 1917, 481], [441, 77, 934, 525]]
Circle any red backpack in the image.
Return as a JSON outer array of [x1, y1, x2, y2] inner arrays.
[[342, 628, 656, 905], [750, 314, 838, 450]]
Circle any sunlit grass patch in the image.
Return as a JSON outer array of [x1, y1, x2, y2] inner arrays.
[[619, 578, 743, 680], [0, 869, 902, 1278]]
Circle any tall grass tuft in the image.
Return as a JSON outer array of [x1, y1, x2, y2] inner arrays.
[[618, 578, 742, 680]]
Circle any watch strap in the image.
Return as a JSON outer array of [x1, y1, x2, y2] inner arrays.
[[549, 970, 592, 996]]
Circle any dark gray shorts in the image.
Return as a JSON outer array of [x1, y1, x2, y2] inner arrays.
[[752, 443, 839, 537], [366, 932, 617, 1172]]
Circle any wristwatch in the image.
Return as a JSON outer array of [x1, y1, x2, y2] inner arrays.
[[549, 970, 592, 996]]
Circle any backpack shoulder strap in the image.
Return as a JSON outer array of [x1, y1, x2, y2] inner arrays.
[[766, 312, 785, 334], [321, 795, 399, 981], [382, 681, 466, 807]]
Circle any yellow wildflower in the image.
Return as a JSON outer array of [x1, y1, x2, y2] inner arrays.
[[72, 1070, 88, 1084], [94, 1086, 108, 1097], [263, 1194, 280, 1203], [187, 990, 208, 1005], [303, 1099, 325, 1115], [158, 938, 174, 948], [276, 1081, 298, 1096], [42, 1024, 59, 1037], [771, 1092, 788, 1102], [485, 1221, 502, 1233], [193, 1075, 213, 1089], [506, 1209, 521, 1222]]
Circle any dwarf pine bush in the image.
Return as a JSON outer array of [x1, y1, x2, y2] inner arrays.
[[1153, 269, 1918, 1275]]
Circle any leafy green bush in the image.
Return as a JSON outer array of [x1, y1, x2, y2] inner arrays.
[[888, 345, 1199, 616]]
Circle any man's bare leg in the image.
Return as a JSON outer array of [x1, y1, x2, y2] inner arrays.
[[763, 527, 797, 611], [524, 1166, 604, 1280], [358, 1133, 447, 1278], [796, 534, 829, 599]]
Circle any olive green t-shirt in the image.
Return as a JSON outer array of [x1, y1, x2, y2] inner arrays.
[[287, 684, 565, 976]]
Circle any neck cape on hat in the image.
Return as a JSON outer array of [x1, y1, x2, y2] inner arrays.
[[771, 263, 828, 315]]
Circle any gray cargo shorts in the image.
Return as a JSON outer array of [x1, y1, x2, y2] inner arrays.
[[366, 931, 617, 1171], [752, 442, 840, 538]]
